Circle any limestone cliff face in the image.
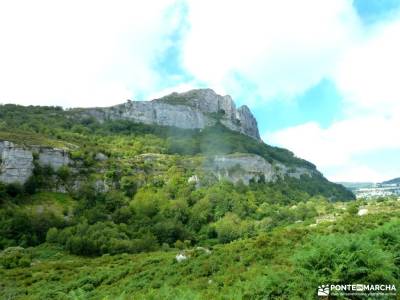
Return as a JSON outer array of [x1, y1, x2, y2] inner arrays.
[[0, 141, 70, 184], [205, 153, 317, 185], [80, 89, 261, 140], [36, 148, 70, 170], [0, 141, 33, 184], [0, 139, 314, 188]]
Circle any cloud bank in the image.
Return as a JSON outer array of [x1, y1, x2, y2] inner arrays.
[[268, 15, 400, 181], [0, 0, 178, 107], [181, 0, 360, 102]]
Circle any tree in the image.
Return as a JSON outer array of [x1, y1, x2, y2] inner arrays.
[[120, 176, 137, 197], [214, 213, 242, 243]]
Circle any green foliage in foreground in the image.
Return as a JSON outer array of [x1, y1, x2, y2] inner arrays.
[[1, 210, 399, 299], [0, 247, 31, 269]]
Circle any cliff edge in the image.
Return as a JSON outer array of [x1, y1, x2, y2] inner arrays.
[[79, 89, 261, 140]]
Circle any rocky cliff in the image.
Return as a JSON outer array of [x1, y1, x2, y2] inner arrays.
[[205, 153, 317, 185], [0, 139, 314, 188], [79, 89, 261, 140], [0, 141, 33, 184], [0, 140, 70, 184]]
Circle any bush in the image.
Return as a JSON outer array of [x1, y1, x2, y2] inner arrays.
[[292, 234, 397, 286], [5, 183, 24, 197], [48, 221, 159, 256], [0, 246, 31, 269], [0, 208, 65, 249], [57, 165, 71, 181], [0, 182, 8, 202], [214, 213, 242, 243], [46, 227, 59, 243]]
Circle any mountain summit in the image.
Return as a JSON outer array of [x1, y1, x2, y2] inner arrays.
[[78, 89, 261, 140]]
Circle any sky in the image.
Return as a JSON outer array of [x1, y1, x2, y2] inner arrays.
[[0, 0, 399, 182]]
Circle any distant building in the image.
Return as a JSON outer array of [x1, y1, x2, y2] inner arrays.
[[355, 184, 400, 199]]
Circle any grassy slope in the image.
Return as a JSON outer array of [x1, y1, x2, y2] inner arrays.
[[1, 199, 400, 299]]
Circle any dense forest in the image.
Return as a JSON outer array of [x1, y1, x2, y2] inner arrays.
[[0, 104, 398, 299]]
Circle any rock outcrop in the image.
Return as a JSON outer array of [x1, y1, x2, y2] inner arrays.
[[79, 89, 261, 140], [0, 140, 70, 185], [205, 153, 316, 185], [37, 148, 70, 171], [0, 141, 33, 184]]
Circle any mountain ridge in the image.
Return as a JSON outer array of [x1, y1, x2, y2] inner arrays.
[[0, 90, 353, 201], [382, 177, 400, 185], [75, 89, 261, 140]]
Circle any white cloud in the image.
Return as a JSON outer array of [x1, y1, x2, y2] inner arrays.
[[146, 82, 201, 100], [267, 115, 400, 166], [0, 0, 178, 107], [267, 12, 400, 181], [250, 4, 400, 181], [326, 164, 391, 183], [333, 17, 400, 114], [267, 114, 400, 181], [181, 0, 360, 102]]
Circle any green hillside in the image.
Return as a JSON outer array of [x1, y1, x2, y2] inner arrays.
[[3, 104, 398, 299], [1, 198, 399, 299]]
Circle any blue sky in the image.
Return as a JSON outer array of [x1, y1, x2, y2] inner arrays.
[[354, 0, 400, 24], [0, 0, 400, 182]]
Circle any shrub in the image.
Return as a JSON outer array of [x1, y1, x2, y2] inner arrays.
[[57, 165, 71, 181], [49, 221, 159, 256], [292, 234, 397, 286], [214, 213, 242, 243], [5, 183, 24, 197], [46, 227, 59, 243], [0, 246, 31, 269]]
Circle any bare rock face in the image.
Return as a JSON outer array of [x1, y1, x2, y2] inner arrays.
[[0, 141, 71, 185], [236, 106, 260, 140], [80, 89, 261, 140], [206, 153, 315, 185], [95, 101, 212, 130], [37, 148, 70, 171], [0, 141, 33, 184]]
